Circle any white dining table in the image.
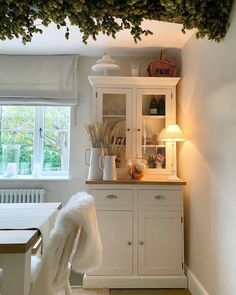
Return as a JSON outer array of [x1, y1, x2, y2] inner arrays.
[[0, 202, 62, 295]]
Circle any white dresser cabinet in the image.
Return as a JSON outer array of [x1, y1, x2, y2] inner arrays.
[[83, 181, 187, 289], [88, 76, 180, 178]]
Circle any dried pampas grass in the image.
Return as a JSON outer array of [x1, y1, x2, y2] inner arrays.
[[85, 121, 125, 155]]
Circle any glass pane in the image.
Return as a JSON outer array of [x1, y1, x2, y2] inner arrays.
[[102, 93, 126, 168], [141, 94, 166, 170], [42, 107, 70, 174], [0, 106, 35, 176], [43, 131, 69, 172], [1, 106, 35, 129], [44, 106, 70, 130], [103, 94, 126, 116], [20, 142, 33, 175]]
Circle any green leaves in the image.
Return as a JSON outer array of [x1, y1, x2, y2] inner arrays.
[[0, 0, 233, 44]]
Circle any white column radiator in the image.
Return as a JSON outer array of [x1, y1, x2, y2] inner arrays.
[[0, 189, 46, 203]]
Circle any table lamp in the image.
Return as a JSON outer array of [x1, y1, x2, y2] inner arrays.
[[161, 124, 186, 180]]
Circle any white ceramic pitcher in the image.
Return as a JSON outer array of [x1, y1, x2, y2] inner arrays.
[[99, 155, 117, 180], [85, 148, 103, 180]]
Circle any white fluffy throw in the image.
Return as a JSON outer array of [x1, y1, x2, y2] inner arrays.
[[29, 191, 103, 295], [63, 191, 103, 273]]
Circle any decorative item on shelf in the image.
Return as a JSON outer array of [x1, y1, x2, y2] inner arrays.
[[146, 151, 165, 169], [154, 132, 162, 145], [161, 124, 186, 180], [130, 62, 140, 77], [142, 121, 153, 146], [155, 153, 166, 168], [92, 52, 120, 76], [32, 163, 41, 178], [157, 98, 165, 115], [100, 155, 117, 180], [101, 131, 124, 157], [113, 120, 126, 143], [2, 144, 21, 178], [128, 157, 145, 180], [147, 51, 176, 77], [99, 122, 125, 180], [147, 155, 156, 168], [85, 147, 104, 180], [149, 96, 158, 115], [84, 121, 110, 180]]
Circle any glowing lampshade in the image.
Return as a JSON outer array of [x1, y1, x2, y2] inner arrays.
[[161, 124, 185, 142]]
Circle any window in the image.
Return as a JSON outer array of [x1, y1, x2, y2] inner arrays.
[[0, 106, 70, 179]]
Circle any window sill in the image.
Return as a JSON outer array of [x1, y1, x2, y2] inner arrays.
[[0, 175, 70, 181]]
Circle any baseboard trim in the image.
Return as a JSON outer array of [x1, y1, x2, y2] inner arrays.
[[83, 274, 187, 289], [185, 267, 209, 295]]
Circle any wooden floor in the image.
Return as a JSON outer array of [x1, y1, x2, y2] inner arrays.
[[110, 289, 191, 295], [71, 288, 191, 295]]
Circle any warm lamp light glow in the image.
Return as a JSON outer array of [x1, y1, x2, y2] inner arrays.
[[161, 124, 185, 142], [161, 124, 186, 181]]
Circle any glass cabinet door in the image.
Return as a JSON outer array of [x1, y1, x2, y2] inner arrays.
[[96, 88, 132, 169], [136, 88, 173, 175]]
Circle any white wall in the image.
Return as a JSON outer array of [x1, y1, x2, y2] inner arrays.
[[178, 4, 236, 294], [0, 53, 181, 206]]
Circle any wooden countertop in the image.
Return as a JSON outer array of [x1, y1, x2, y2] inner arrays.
[[0, 202, 62, 254], [86, 179, 186, 185], [0, 230, 39, 253]]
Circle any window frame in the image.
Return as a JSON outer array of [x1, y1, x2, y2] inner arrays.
[[0, 105, 71, 180]]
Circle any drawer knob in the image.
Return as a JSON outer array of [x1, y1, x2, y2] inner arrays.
[[154, 195, 165, 200], [128, 241, 132, 245], [137, 128, 141, 132], [140, 241, 144, 245], [127, 128, 130, 131], [106, 194, 118, 199]]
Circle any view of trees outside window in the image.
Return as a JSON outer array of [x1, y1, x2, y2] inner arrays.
[[43, 106, 70, 174], [0, 106, 70, 177]]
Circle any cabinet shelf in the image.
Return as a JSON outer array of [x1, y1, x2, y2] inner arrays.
[[142, 145, 165, 148], [142, 115, 165, 120], [103, 114, 126, 118]]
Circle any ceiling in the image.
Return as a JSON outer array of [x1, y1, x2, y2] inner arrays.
[[0, 20, 195, 56]]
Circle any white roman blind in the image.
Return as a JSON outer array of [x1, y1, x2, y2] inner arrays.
[[0, 55, 78, 106]]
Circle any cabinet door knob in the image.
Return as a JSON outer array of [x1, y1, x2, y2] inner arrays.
[[137, 128, 141, 131], [140, 241, 144, 245], [106, 194, 118, 199], [154, 195, 165, 200], [127, 128, 130, 131], [128, 241, 132, 245]]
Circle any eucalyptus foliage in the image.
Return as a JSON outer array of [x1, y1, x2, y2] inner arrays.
[[0, 0, 233, 44]]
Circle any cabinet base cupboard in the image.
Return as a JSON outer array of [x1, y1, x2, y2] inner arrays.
[[83, 181, 187, 289]]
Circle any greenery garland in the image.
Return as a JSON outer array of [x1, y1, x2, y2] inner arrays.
[[0, 0, 233, 45]]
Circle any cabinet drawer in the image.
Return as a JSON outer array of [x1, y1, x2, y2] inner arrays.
[[90, 189, 133, 206], [138, 189, 182, 207]]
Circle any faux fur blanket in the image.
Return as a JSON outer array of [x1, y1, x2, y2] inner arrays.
[[29, 191, 103, 295], [62, 191, 103, 273]]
